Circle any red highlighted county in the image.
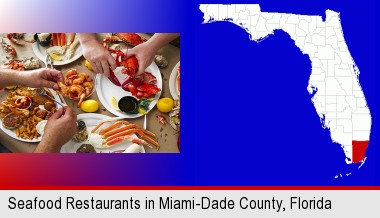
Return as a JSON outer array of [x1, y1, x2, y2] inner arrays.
[[352, 141, 369, 163]]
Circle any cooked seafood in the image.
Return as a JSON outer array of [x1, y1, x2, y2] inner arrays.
[[88, 120, 159, 150], [0, 86, 58, 140], [66, 38, 79, 59], [102, 33, 146, 48], [1, 38, 16, 57], [154, 55, 168, 68], [156, 114, 168, 125], [107, 49, 160, 98], [44, 101, 55, 111], [14, 96, 32, 109], [6, 33, 33, 45], [66, 33, 76, 46], [57, 69, 93, 107], [46, 45, 66, 55], [35, 109, 48, 119], [23, 57, 41, 70], [1, 59, 24, 70]]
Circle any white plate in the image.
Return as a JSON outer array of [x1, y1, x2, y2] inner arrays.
[[32, 40, 83, 66], [169, 61, 180, 100], [60, 113, 146, 153], [0, 88, 63, 143], [96, 51, 162, 118]]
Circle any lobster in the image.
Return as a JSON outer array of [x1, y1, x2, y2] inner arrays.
[[103, 33, 147, 48], [107, 49, 161, 99]]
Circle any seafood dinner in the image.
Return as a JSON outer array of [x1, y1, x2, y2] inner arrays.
[[57, 69, 93, 107], [0, 86, 58, 140], [88, 120, 159, 150]]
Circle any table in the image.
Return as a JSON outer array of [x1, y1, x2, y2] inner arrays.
[[0, 33, 180, 153]]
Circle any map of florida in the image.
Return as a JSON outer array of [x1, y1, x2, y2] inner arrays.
[[200, 4, 372, 164]]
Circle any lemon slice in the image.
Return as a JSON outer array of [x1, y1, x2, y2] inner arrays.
[[85, 60, 93, 71], [49, 53, 62, 61], [111, 96, 120, 111], [138, 107, 148, 114]]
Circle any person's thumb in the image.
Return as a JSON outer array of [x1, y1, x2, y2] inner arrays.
[[48, 108, 64, 120]]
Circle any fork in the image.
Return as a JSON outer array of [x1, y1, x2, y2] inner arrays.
[[36, 88, 66, 108], [44, 55, 68, 105], [44, 54, 54, 69]]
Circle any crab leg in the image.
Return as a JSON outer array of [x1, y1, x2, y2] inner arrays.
[[91, 120, 114, 133], [142, 129, 158, 140], [136, 129, 160, 150], [107, 135, 147, 146], [103, 124, 137, 137], [102, 35, 121, 48], [60, 33, 66, 46], [67, 33, 75, 45], [105, 129, 136, 142], [98, 121, 124, 135]]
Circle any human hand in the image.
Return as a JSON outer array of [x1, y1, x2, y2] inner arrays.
[[19, 68, 64, 90], [127, 42, 158, 75], [81, 39, 117, 77], [35, 107, 77, 153]]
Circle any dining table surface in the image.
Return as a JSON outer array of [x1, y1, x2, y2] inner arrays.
[[0, 33, 180, 153]]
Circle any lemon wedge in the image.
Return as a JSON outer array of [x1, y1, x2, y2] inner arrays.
[[49, 53, 62, 61], [85, 60, 93, 71], [138, 107, 148, 114], [111, 96, 120, 111]]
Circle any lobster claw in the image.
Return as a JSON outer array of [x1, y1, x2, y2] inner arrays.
[[108, 69, 121, 86]]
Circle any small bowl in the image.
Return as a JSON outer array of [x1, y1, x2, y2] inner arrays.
[[118, 96, 138, 114], [14, 96, 32, 110], [34, 33, 52, 47]]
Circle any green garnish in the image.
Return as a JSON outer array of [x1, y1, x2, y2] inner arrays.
[[138, 98, 152, 112]]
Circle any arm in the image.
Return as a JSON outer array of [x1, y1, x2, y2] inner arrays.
[[0, 68, 63, 90], [78, 33, 117, 77], [0, 69, 23, 87], [128, 33, 179, 74]]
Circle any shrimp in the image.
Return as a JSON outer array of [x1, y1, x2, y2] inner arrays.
[[68, 85, 86, 107], [66, 69, 78, 78], [65, 69, 78, 85], [82, 81, 93, 96], [57, 82, 69, 95], [73, 73, 89, 85], [68, 85, 84, 99]]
